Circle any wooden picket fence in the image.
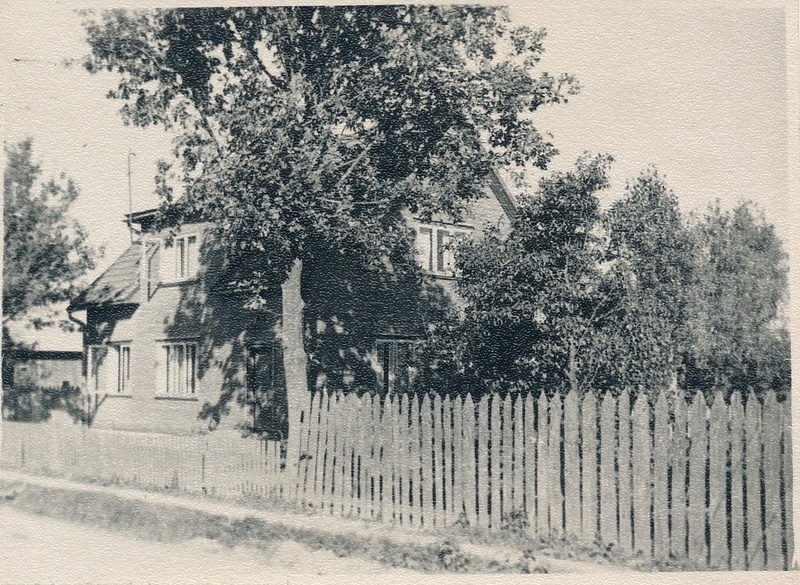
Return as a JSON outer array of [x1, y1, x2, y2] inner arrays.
[[1, 388, 794, 570]]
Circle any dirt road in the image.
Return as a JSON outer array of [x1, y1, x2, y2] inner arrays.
[[0, 506, 414, 584]]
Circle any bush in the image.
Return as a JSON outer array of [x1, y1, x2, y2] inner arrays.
[[2, 380, 85, 422]]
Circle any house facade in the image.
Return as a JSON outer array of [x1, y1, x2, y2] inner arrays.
[[67, 171, 514, 435]]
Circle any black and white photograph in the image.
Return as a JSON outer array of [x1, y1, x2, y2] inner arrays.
[[1, 1, 798, 582]]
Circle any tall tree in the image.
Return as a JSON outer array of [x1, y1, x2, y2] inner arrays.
[[605, 168, 694, 399], [684, 201, 790, 399], [450, 154, 616, 395], [3, 139, 96, 334], [82, 6, 578, 453]]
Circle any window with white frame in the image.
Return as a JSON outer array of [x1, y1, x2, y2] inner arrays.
[[159, 341, 197, 396], [116, 343, 131, 394], [414, 223, 471, 276], [375, 338, 419, 394], [175, 234, 198, 279]]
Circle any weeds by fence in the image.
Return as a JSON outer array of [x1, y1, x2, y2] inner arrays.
[[1, 388, 793, 570]]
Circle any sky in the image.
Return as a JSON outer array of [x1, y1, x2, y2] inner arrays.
[[1, 1, 796, 284]]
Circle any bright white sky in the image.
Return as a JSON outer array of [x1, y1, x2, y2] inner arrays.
[[1, 1, 795, 282]]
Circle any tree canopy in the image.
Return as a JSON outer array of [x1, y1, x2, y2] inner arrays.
[[3, 139, 97, 333], [83, 6, 577, 289]]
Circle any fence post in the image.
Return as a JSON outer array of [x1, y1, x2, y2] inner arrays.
[[536, 392, 550, 537]]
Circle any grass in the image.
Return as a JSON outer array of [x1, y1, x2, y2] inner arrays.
[[0, 473, 712, 573], [0, 479, 549, 573]]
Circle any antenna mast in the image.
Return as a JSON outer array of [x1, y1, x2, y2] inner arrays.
[[127, 150, 137, 243]]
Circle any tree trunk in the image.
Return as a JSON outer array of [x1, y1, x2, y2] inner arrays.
[[281, 258, 309, 488]]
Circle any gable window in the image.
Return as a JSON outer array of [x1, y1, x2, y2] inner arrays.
[[159, 341, 197, 396], [415, 223, 471, 276], [175, 235, 198, 279], [116, 344, 131, 394], [375, 338, 419, 394]]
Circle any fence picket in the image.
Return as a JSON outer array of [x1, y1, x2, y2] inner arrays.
[[421, 393, 434, 528], [581, 392, 597, 542], [563, 391, 580, 539], [441, 395, 452, 526], [709, 391, 728, 568], [729, 393, 745, 569], [762, 391, 783, 570], [502, 394, 513, 523], [409, 394, 421, 526], [490, 395, 501, 530], [399, 394, 410, 526], [434, 393, 445, 528], [477, 395, 490, 528], [671, 394, 688, 559], [513, 394, 524, 519], [549, 393, 563, 537], [524, 393, 536, 532], [688, 393, 708, 564], [386, 394, 399, 524], [316, 391, 330, 512], [452, 395, 463, 524], [632, 394, 651, 557], [782, 395, 794, 570], [536, 392, 550, 537], [463, 394, 477, 528], [744, 391, 764, 569], [600, 392, 617, 546], [653, 391, 669, 561]]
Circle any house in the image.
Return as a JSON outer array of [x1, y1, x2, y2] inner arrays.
[[67, 171, 515, 436]]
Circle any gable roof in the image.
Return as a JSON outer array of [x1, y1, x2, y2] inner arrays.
[[68, 241, 157, 311]]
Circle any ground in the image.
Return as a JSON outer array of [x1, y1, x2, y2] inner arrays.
[[0, 505, 415, 584]]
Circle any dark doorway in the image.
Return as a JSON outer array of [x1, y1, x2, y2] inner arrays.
[[246, 342, 288, 440]]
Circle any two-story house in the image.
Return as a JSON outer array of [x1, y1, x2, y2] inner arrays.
[[67, 170, 515, 435]]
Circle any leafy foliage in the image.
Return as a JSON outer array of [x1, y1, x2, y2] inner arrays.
[[683, 202, 790, 399], [82, 6, 578, 293], [3, 139, 97, 327]]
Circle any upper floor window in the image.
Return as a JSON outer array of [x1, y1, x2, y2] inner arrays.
[[415, 223, 471, 276], [159, 234, 199, 283], [175, 235, 198, 279]]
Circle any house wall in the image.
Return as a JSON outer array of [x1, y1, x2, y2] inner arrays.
[[87, 224, 283, 435]]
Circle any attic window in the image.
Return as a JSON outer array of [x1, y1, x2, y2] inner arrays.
[[414, 223, 471, 277]]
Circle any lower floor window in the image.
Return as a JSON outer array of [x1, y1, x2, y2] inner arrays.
[[161, 342, 197, 395], [375, 338, 418, 394]]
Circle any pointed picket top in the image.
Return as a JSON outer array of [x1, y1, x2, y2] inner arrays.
[[708, 390, 728, 568], [652, 390, 670, 560]]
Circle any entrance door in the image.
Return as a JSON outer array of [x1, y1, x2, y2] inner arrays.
[[246, 343, 288, 440]]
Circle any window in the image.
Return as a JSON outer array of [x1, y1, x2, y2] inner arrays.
[[414, 223, 471, 276], [159, 342, 197, 396], [375, 338, 419, 394], [175, 235, 198, 279], [116, 344, 131, 394]]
